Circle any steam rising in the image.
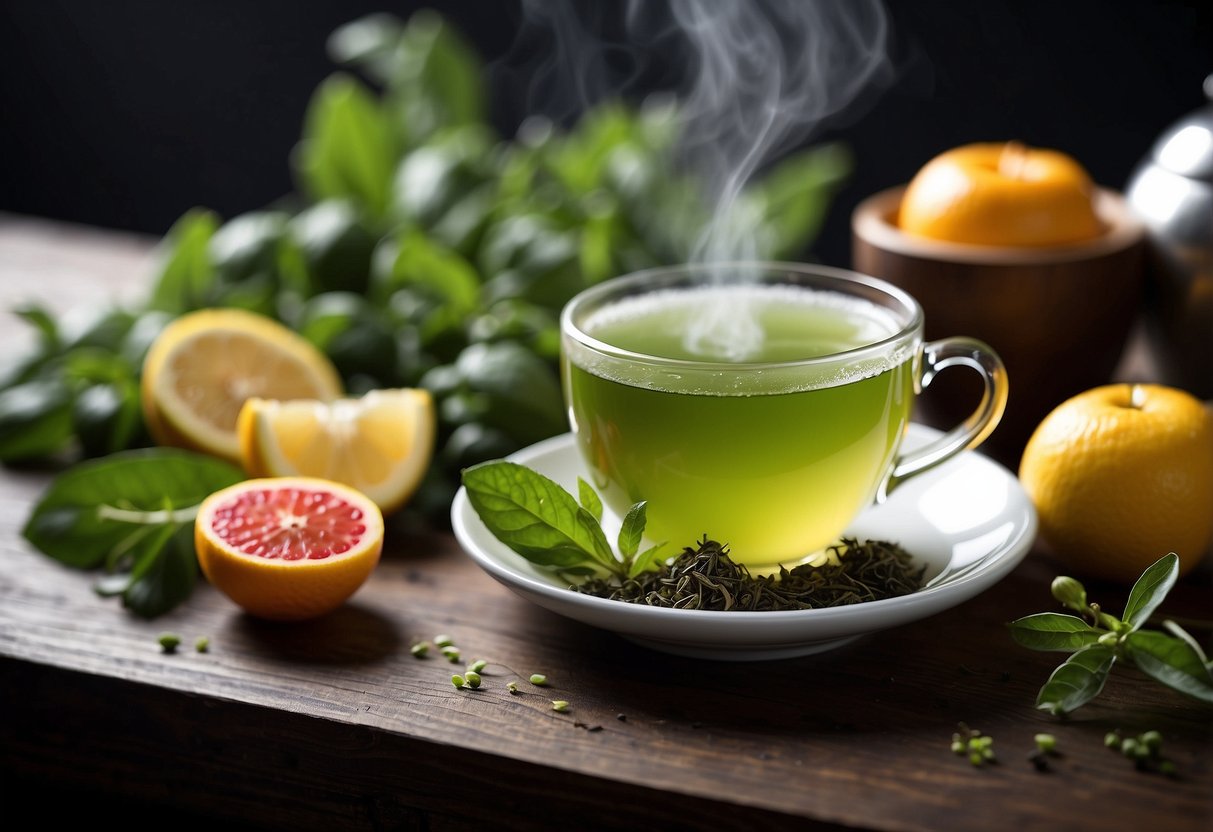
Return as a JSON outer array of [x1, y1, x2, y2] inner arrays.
[[508, 0, 895, 360]]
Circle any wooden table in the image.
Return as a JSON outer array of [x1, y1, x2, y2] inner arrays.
[[2, 213, 1210, 831]]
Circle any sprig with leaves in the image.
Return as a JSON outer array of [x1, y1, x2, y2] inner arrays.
[[460, 460, 668, 581], [1008, 553, 1213, 716]]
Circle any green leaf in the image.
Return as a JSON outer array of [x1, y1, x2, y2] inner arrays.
[[1007, 612, 1105, 652], [461, 460, 616, 573], [627, 541, 669, 579], [326, 12, 406, 86], [577, 477, 603, 524], [22, 449, 244, 569], [1123, 629, 1213, 704], [373, 229, 480, 338], [13, 303, 61, 349], [147, 208, 220, 314], [452, 342, 566, 444], [295, 72, 396, 218], [1121, 553, 1179, 631], [384, 10, 486, 143], [0, 378, 75, 461], [123, 524, 200, 619], [618, 501, 648, 560], [1163, 619, 1210, 666], [1035, 643, 1117, 716]]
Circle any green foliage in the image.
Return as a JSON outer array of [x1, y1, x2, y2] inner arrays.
[[461, 460, 661, 581], [1009, 554, 1213, 715], [2, 8, 852, 530], [22, 449, 244, 618]]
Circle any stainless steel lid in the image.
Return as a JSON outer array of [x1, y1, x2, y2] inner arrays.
[[1146, 73, 1213, 182]]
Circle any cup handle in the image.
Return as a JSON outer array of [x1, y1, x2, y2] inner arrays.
[[880, 337, 1009, 499]]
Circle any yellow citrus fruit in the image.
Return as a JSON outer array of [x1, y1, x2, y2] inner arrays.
[[236, 388, 436, 515], [899, 142, 1105, 246], [195, 477, 384, 621], [1018, 383, 1213, 584], [141, 308, 343, 464]]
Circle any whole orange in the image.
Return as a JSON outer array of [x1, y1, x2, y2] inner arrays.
[[898, 142, 1105, 246], [1018, 384, 1213, 584]]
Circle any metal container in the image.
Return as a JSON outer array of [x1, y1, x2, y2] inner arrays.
[[1125, 74, 1213, 398]]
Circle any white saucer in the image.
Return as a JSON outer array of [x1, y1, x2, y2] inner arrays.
[[451, 424, 1037, 661]]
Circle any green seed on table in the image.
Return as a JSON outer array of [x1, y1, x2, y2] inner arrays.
[[468, 659, 488, 673], [434, 634, 454, 648], [451, 674, 466, 689], [1104, 731, 1121, 748], [507, 681, 519, 694], [552, 700, 570, 712], [1140, 730, 1162, 751], [410, 642, 429, 658], [158, 633, 181, 653], [465, 671, 482, 689], [194, 636, 210, 653], [1034, 733, 1056, 754], [529, 674, 548, 686]]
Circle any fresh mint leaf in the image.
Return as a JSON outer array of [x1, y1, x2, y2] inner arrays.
[[1035, 643, 1117, 716], [1123, 630, 1213, 704], [23, 448, 244, 568], [1007, 612, 1105, 652], [1121, 553, 1179, 631], [618, 500, 647, 560], [461, 460, 616, 573], [577, 477, 603, 524]]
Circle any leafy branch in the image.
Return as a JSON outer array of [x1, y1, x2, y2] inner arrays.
[[460, 460, 667, 581], [22, 449, 245, 618], [1008, 554, 1213, 715]]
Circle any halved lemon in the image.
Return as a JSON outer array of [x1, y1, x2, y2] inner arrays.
[[141, 308, 343, 464], [195, 476, 384, 621], [237, 388, 436, 514]]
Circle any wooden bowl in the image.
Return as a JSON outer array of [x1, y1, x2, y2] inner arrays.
[[852, 185, 1146, 469]]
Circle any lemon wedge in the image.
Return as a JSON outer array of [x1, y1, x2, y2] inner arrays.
[[237, 388, 436, 514]]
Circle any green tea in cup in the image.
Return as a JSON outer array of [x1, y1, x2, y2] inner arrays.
[[560, 263, 1007, 571]]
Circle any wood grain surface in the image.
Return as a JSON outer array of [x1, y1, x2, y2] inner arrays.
[[1, 214, 1209, 831]]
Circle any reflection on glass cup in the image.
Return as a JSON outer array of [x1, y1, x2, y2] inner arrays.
[[560, 262, 1008, 571]]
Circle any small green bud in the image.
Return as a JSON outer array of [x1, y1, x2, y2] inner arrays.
[[551, 700, 570, 712], [1120, 737, 1139, 758], [529, 674, 548, 686], [442, 647, 461, 663], [465, 670, 482, 689], [951, 740, 966, 755], [158, 633, 181, 653], [1034, 733, 1056, 754], [468, 659, 488, 673], [1050, 575, 1087, 610], [506, 681, 519, 694], [1140, 730, 1162, 751], [194, 636, 210, 653], [451, 674, 466, 689], [434, 634, 454, 648], [1104, 731, 1121, 748], [1097, 632, 1120, 648], [981, 747, 996, 761], [969, 751, 984, 767], [410, 642, 429, 658]]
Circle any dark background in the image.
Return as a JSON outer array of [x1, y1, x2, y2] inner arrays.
[[2, 0, 1210, 269]]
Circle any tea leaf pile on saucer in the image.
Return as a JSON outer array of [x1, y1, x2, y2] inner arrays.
[[461, 460, 926, 610]]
